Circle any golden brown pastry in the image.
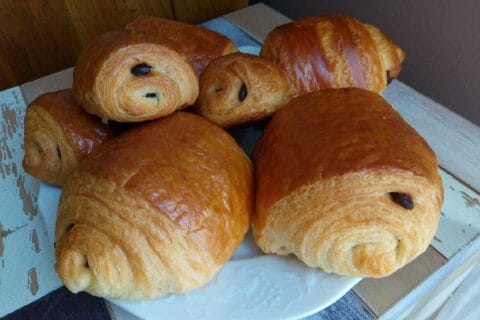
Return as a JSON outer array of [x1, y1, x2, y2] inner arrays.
[[197, 53, 294, 127], [73, 29, 199, 123], [260, 15, 405, 95], [55, 112, 253, 299], [126, 16, 238, 76], [22, 89, 111, 186], [253, 88, 443, 278], [73, 16, 237, 123]]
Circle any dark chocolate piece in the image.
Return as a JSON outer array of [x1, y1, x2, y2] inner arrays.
[[131, 63, 152, 76], [390, 192, 414, 210], [387, 70, 393, 84], [239, 84, 247, 102]]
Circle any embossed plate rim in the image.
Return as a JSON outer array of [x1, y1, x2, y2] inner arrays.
[[38, 179, 360, 320]]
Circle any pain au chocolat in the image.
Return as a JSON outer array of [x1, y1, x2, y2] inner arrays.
[[253, 88, 443, 278], [260, 15, 405, 95], [23, 89, 111, 186], [197, 53, 294, 127], [197, 15, 405, 127], [55, 112, 253, 299], [73, 16, 237, 123]]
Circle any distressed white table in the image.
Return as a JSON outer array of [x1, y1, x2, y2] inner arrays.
[[1, 4, 479, 319]]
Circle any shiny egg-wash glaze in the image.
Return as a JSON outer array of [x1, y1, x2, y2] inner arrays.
[[198, 53, 294, 127], [74, 16, 237, 123], [126, 16, 238, 76], [55, 112, 253, 299], [22, 89, 111, 186], [260, 15, 405, 95], [197, 15, 406, 128], [253, 88, 443, 278], [73, 29, 198, 123]]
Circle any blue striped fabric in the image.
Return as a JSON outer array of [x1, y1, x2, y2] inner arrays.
[[305, 292, 374, 320], [2, 287, 110, 320]]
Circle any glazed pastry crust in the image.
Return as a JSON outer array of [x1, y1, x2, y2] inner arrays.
[[260, 15, 405, 95], [55, 112, 253, 299], [73, 29, 199, 123], [253, 88, 443, 278], [22, 89, 110, 186], [126, 16, 238, 76], [197, 53, 294, 127]]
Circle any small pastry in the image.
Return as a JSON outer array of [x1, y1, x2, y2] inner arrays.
[[260, 15, 405, 94], [73, 16, 238, 123], [73, 29, 199, 123], [22, 89, 111, 186], [197, 53, 294, 127]]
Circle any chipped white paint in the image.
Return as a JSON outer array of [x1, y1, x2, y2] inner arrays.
[[433, 170, 480, 258], [0, 88, 61, 318], [383, 82, 480, 194]]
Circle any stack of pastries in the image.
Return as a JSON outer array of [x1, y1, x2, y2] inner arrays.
[[197, 15, 405, 127], [22, 13, 443, 300]]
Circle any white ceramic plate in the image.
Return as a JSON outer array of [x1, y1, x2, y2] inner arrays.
[[38, 184, 359, 320], [37, 45, 360, 320]]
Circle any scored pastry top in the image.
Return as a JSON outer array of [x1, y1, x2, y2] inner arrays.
[[28, 89, 110, 153], [73, 112, 252, 231], [126, 16, 238, 76], [260, 15, 405, 94], [254, 88, 440, 213]]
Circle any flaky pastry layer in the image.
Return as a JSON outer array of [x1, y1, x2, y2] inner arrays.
[[198, 53, 294, 127], [56, 112, 253, 299], [253, 88, 443, 278], [260, 15, 405, 94], [23, 89, 110, 185]]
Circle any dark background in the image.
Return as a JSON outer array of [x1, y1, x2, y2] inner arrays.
[[253, 0, 480, 126]]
